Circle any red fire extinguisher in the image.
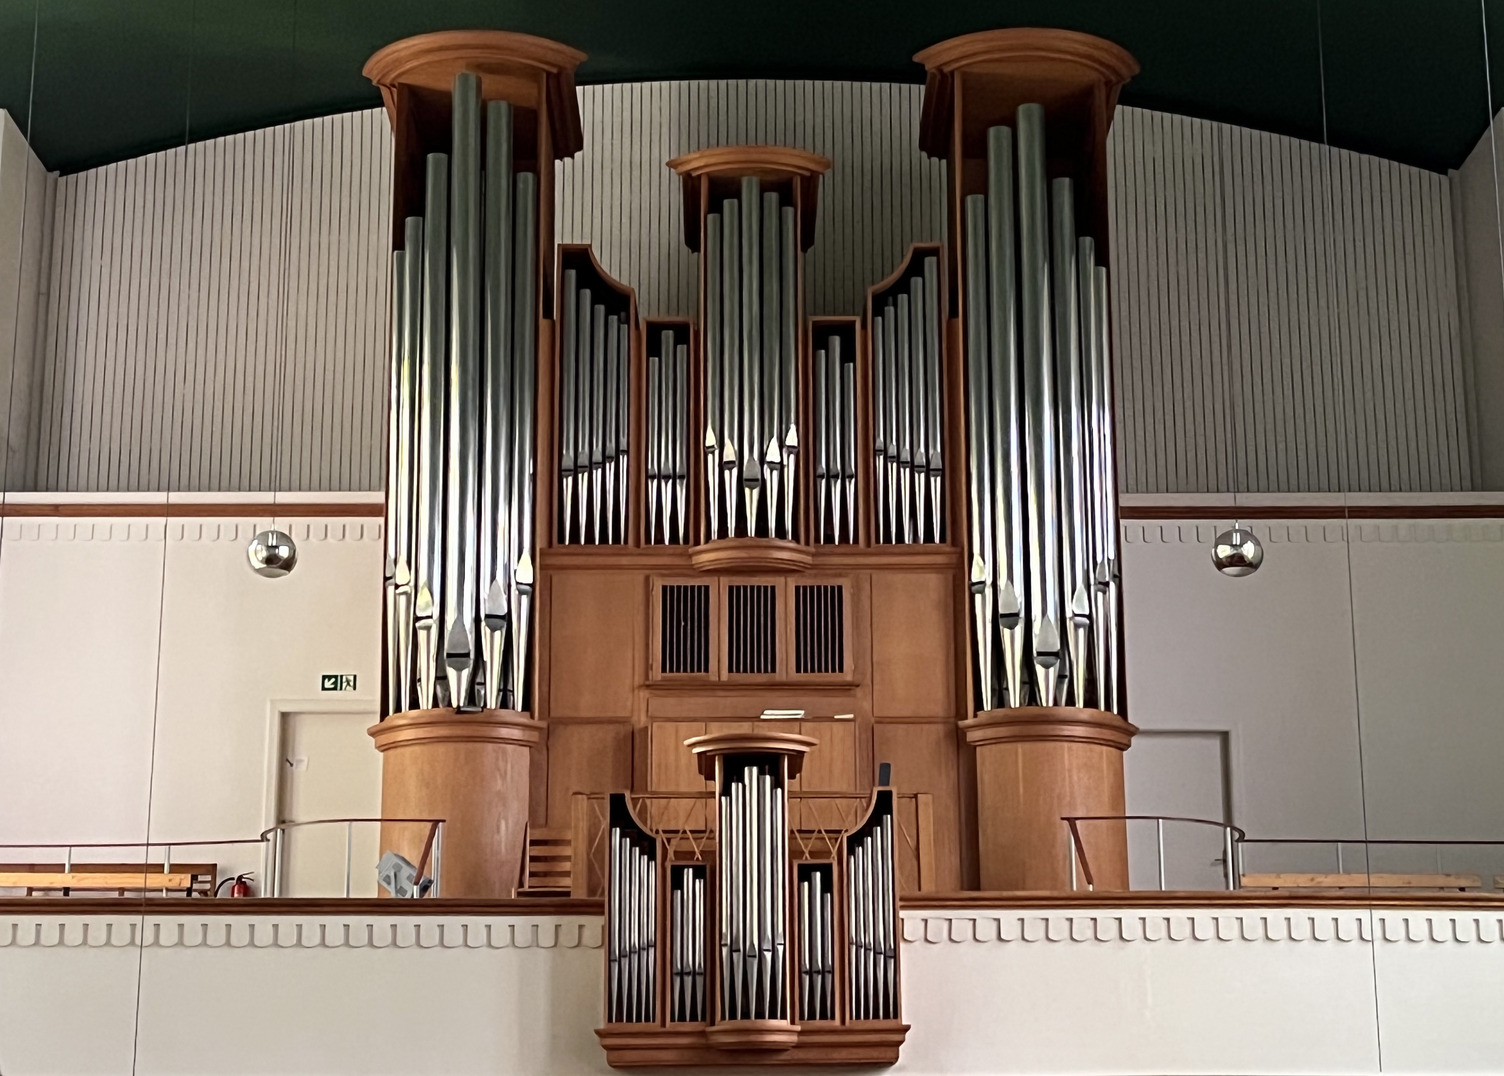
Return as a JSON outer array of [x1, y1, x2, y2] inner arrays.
[[215, 874, 254, 898]]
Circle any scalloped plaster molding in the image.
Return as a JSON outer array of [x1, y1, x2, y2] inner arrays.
[[1, 520, 384, 543], [0, 915, 603, 950], [902, 910, 1504, 944], [1123, 521, 1504, 545], [6, 910, 1502, 950]]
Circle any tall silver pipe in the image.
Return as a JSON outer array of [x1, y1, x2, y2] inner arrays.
[[1052, 178, 1091, 707], [986, 125, 1026, 710], [882, 311, 899, 544], [394, 215, 424, 715], [590, 303, 607, 544], [722, 203, 742, 537], [675, 342, 689, 542], [414, 153, 448, 710], [740, 178, 763, 533], [509, 172, 538, 712], [907, 277, 928, 543], [922, 256, 943, 544], [719, 784, 731, 1019], [558, 270, 579, 544], [574, 292, 596, 544], [385, 247, 408, 717], [894, 295, 913, 543], [814, 347, 828, 541], [872, 312, 888, 545], [827, 343, 842, 541], [616, 320, 629, 546], [729, 774, 744, 1018], [780, 207, 798, 541], [839, 337, 856, 543], [603, 314, 620, 545], [1094, 264, 1121, 715], [480, 102, 513, 709], [609, 830, 621, 1019], [705, 213, 723, 541], [760, 192, 783, 534], [647, 350, 661, 543], [963, 195, 996, 712], [444, 72, 482, 710], [1018, 103, 1062, 705]]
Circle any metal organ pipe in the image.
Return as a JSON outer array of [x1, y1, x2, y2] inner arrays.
[[1017, 103, 1063, 707], [413, 152, 448, 712], [510, 171, 538, 711], [705, 215, 723, 541], [381, 72, 543, 717], [699, 184, 797, 542], [954, 107, 1123, 715], [963, 196, 996, 713], [921, 257, 943, 543], [443, 72, 482, 712], [1051, 179, 1092, 708]]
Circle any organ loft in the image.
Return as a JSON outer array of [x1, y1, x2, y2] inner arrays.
[[364, 25, 1139, 1066]]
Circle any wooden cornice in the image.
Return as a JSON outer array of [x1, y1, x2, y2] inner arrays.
[[6, 891, 1503, 916], [363, 30, 587, 158]]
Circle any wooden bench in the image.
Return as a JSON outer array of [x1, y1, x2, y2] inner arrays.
[[1241, 872, 1481, 895], [0, 862, 217, 896]]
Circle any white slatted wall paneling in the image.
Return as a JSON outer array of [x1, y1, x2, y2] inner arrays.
[[31, 110, 392, 492], [1108, 108, 1472, 493], [19, 93, 1474, 494]]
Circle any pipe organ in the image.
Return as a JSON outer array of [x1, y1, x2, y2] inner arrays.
[[365, 24, 1141, 1068], [597, 732, 906, 1065]]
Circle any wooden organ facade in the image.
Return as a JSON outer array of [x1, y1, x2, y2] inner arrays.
[[366, 25, 1140, 1069]]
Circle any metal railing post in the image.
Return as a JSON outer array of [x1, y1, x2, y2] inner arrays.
[[63, 846, 72, 873], [1068, 825, 1078, 892], [1156, 818, 1166, 891], [1223, 827, 1235, 891], [432, 822, 444, 898], [1336, 841, 1344, 874], [274, 827, 285, 898], [344, 822, 353, 898]]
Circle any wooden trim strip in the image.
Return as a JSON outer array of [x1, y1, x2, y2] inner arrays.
[[902, 890, 1504, 910], [1, 502, 386, 519], [0, 896, 603, 916], [6, 890, 1504, 915], [1121, 504, 1504, 520]]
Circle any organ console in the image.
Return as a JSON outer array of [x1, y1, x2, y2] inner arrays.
[[363, 24, 1140, 1067]]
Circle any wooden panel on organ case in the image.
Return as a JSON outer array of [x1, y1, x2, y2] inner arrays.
[[871, 571, 956, 718], [650, 720, 711, 792], [874, 721, 962, 892], [792, 720, 857, 791], [547, 570, 641, 718], [546, 722, 632, 825]]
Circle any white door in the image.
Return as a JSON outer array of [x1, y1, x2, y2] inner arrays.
[[1123, 731, 1231, 891], [276, 709, 382, 897]]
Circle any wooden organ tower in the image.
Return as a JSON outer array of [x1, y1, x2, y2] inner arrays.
[[365, 25, 1139, 1069]]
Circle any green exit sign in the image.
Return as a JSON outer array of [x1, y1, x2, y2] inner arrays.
[[321, 674, 357, 692]]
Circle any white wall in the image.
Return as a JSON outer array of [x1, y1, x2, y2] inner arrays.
[[3, 504, 1503, 883], [0, 506, 382, 882], [1, 908, 1501, 1075], [1122, 514, 1504, 880]]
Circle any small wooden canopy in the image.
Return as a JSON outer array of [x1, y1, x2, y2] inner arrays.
[[666, 145, 832, 253]]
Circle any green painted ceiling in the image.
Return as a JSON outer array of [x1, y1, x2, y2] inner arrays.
[[0, 0, 1499, 175]]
